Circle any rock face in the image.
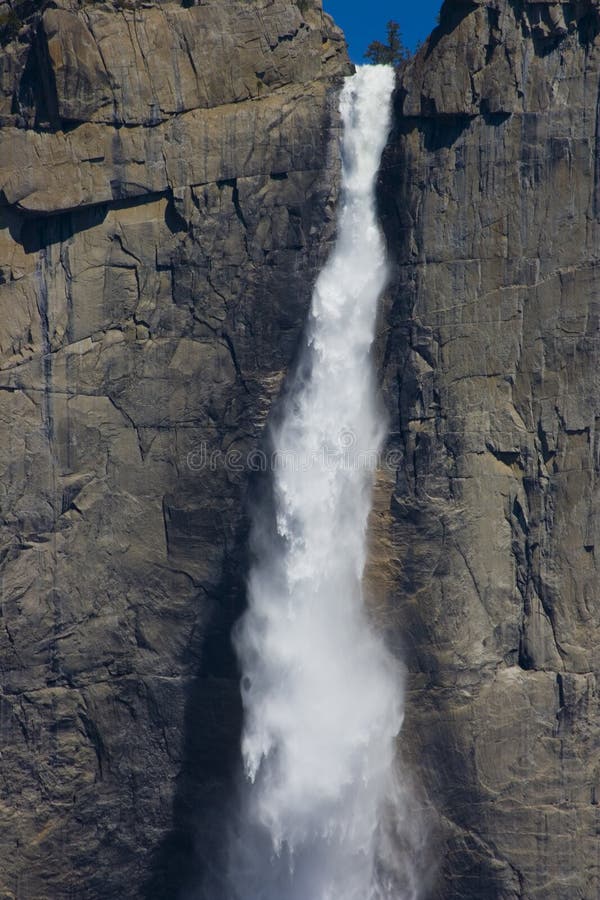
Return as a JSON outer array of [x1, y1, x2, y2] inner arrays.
[[374, 0, 600, 896], [0, 2, 350, 897], [2, 0, 600, 898]]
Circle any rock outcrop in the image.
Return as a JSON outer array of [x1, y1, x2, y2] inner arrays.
[[374, 0, 600, 896], [0, 2, 350, 897]]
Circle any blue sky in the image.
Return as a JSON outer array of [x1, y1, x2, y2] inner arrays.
[[322, 0, 442, 59]]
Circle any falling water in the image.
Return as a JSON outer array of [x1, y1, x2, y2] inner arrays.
[[231, 66, 416, 899]]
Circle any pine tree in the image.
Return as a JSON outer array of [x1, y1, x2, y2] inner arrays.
[[364, 20, 409, 70]]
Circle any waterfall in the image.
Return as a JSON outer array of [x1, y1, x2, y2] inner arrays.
[[231, 65, 416, 900]]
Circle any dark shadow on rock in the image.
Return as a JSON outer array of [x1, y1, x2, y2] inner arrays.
[[381, 93, 473, 164], [142, 447, 286, 900], [1, 193, 169, 254], [165, 194, 189, 235], [425, 0, 478, 58], [577, 6, 600, 46], [420, 114, 474, 153], [480, 107, 511, 128], [14, 19, 60, 131], [18, 206, 109, 254], [140, 510, 249, 900]]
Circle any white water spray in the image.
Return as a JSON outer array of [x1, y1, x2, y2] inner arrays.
[[232, 66, 417, 899]]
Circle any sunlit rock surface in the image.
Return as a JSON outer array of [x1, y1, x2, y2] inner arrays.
[[0, 2, 350, 897], [373, 1, 600, 897]]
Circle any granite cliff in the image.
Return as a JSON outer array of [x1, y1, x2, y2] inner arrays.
[[0, 1, 350, 896], [374, 1, 600, 897], [0, 0, 599, 898]]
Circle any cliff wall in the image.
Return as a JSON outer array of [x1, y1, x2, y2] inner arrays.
[[375, 1, 600, 896], [0, 2, 350, 897]]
